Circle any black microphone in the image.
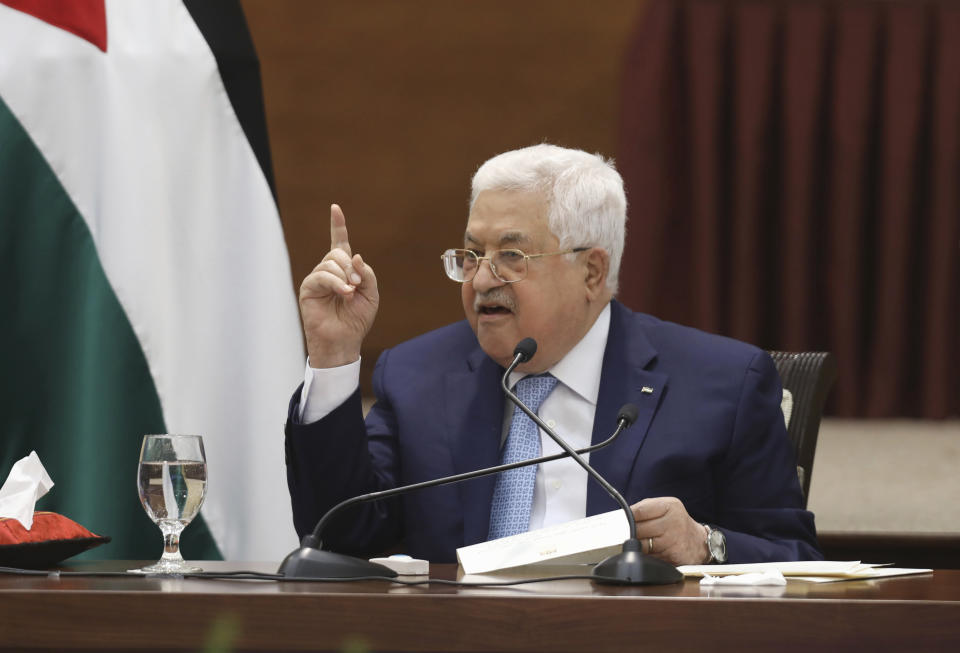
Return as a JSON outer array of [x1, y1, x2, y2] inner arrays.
[[514, 336, 537, 362], [503, 338, 682, 585], [278, 344, 637, 580]]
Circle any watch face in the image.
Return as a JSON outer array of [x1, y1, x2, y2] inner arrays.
[[708, 528, 727, 562]]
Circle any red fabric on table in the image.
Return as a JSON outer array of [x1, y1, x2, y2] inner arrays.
[[0, 511, 102, 544], [0, 511, 110, 568]]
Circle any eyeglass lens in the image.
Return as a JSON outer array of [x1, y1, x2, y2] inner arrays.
[[444, 249, 526, 283]]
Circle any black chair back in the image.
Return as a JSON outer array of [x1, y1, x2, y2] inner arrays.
[[767, 351, 838, 507]]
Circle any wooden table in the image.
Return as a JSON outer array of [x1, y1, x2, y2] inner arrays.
[[1, 561, 958, 652]]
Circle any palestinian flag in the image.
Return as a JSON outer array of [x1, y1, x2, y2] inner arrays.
[[0, 0, 305, 561]]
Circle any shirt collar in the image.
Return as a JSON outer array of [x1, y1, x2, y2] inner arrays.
[[509, 302, 611, 405]]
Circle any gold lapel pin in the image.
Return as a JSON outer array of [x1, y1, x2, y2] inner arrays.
[[641, 386, 654, 394]]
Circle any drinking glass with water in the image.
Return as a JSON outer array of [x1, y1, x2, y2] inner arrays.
[[130, 434, 207, 574]]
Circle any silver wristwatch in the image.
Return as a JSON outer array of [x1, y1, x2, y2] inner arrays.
[[703, 524, 727, 563]]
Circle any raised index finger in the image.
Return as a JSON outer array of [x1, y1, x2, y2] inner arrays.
[[330, 203, 352, 257]]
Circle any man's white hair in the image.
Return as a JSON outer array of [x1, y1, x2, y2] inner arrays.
[[470, 143, 627, 294]]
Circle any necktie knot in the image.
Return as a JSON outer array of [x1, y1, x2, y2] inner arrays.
[[514, 373, 558, 413]]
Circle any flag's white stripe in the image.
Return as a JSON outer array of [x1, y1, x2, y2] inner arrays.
[[0, 1, 304, 560]]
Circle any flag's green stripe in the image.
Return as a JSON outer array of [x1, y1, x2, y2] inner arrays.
[[0, 96, 221, 562]]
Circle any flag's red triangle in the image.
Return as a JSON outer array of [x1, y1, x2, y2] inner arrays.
[[1, 0, 107, 52]]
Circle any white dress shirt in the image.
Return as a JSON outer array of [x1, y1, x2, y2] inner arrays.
[[506, 304, 609, 529], [298, 303, 611, 532]]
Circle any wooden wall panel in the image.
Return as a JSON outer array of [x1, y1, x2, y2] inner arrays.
[[241, 0, 646, 385]]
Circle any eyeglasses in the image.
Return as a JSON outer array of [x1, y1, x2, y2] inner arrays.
[[441, 247, 589, 284]]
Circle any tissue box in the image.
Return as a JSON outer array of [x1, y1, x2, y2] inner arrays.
[[0, 511, 110, 568]]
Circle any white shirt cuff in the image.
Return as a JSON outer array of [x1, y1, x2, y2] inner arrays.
[[297, 357, 362, 424]]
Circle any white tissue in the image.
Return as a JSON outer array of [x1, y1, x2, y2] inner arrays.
[[0, 451, 54, 530], [700, 569, 787, 586]]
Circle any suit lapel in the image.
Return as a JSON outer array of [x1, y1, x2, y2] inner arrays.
[[444, 346, 505, 546], [587, 302, 667, 515]]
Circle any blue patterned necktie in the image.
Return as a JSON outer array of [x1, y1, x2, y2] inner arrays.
[[487, 373, 559, 540]]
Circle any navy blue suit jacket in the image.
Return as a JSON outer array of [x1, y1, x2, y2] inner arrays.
[[285, 301, 821, 563]]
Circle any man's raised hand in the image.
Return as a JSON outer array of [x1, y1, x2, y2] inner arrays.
[[299, 204, 379, 368]]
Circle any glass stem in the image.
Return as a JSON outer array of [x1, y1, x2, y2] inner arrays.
[[161, 529, 184, 562]]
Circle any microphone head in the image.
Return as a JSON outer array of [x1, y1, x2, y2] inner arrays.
[[617, 403, 639, 427], [514, 338, 538, 363]]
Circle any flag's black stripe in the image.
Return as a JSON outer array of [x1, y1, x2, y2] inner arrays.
[[182, 0, 278, 205]]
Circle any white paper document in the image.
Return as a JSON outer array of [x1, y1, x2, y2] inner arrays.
[[679, 560, 933, 582], [456, 509, 631, 574]]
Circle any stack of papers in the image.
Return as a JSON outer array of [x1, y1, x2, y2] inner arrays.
[[678, 560, 933, 583]]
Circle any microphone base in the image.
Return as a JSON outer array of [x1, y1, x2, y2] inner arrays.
[[592, 539, 684, 585], [278, 546, 398, 580]]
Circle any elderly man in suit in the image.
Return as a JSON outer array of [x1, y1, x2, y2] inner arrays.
[[285, 144, 821, 565]]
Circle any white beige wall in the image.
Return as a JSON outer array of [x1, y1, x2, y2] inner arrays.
[[809, 419, 960, 533]]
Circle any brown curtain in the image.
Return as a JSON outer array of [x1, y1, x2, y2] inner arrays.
[[618, 0, 959, 418]]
